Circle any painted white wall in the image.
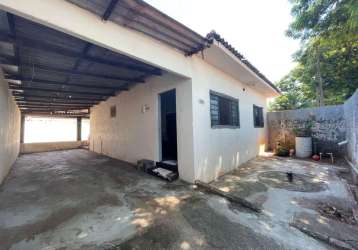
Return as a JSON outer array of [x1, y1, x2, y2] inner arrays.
[[0, 69, 21, 184], [2, 0, 273, 183], [90, 73, 195, 182], [344, 89, 358, 165], [90, 57, 268, 183], [190, 57, 268, 182]]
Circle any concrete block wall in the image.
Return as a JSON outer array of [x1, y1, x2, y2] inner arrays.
[[268, 89, 358, 164], [344, 90, 358, 179], [267, 105, 346, 156], [0, 69, 21, 184]]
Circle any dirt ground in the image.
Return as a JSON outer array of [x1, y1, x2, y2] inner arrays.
[[0, 149, 356, 249]]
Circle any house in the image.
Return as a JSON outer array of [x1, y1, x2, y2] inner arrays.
[[0, 0, 280, 184]]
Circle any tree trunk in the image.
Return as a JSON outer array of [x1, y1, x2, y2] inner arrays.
[[316, 48, 325, 106]]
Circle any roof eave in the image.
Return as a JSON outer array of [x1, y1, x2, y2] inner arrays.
[[198, 31, 281, 96]]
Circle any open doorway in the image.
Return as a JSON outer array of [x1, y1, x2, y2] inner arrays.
[[160, 89, 178, 166]]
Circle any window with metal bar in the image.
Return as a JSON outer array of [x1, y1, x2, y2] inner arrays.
[[210, 91, 239, 128], [253, 105, 264, 128]]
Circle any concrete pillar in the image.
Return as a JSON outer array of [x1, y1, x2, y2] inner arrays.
[[77, 117, 82, 141], [20, 115, 25, 143]]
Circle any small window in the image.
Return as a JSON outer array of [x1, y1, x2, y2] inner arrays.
[[210, 91, 239, 128], [253, 105, 264, 128], [110, 105, 116, 118]]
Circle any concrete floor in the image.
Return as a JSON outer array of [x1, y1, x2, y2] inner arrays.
[[0, 150, 355, 250], [210, 157, 358, 249]]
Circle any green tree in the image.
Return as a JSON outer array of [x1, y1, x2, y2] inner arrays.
[[297, 35, 358, 105], [269, 66, 313, 111], [270, 0, 358, 110], [287, 0, 357, 40]]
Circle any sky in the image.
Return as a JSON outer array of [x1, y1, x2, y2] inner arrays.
[[145, 0, 300, 83]]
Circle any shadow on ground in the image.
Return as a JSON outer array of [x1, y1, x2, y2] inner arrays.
[[0, 150, 356, 249]]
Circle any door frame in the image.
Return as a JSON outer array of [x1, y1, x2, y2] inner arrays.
[[158, 88, 178, 162]]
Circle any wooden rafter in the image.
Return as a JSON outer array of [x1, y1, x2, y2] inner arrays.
[[13, 92, 106, 101], [0, 33, 161, 75], [15, 63, 145, 82], [16, 101, 94, 106], [21, 111, 90, 118], [18, 107, 91, 112], [6, 77, 124, 90], [19, 104, 91, 109], [15, 98, 99, 105], [102, 0, 120, 21], [9, 85, 115, 97]]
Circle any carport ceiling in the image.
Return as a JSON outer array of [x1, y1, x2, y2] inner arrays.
[[0, 10, 162, 117]]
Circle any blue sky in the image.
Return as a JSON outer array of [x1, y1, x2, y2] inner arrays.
[[145, 0, 300, 83]]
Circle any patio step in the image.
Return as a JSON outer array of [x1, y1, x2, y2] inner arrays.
[[156, 160, 178, 172], [349, 185, 358, 202], [194, 180, 261, 213], [348, 185, 358, 222], [137, 159, 178, 182]]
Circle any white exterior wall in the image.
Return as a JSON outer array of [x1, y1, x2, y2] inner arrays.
[[90, 73, 195, 182], [90, 58, 267, 183], [191, 57, 267, 182], [2, 0, 272, 183], [0, 70, 21, 184]]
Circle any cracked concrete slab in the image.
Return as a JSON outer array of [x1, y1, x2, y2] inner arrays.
[[208, 156, 356, 249], [0, 150, 353, 249], [291, 212, 358, 249]]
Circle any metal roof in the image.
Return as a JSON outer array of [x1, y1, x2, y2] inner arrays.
[[0, 0, 279, 117], [66, 0, 208, 55], [66, 0, 279, 94], [0, 10, 162, 117]]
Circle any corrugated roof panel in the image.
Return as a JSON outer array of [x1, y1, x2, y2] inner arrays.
[[66, 0, 207, 53], [19, 47, 77, 70], [67, 0, 111, 17], [77, 60, 145, 78], [21, 66, 68, 82], [15, 16, 86, 52]]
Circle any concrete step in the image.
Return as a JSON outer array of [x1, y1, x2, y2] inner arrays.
[[157, 160, 178, 172], [349, 185, 358, 202]]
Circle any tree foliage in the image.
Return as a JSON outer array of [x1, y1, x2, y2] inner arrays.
[[287, 0, 357, 40], [270, 0, 358, 110], [269, 66, 313, 111]]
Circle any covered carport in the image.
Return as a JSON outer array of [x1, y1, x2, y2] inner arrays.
[[0, 0, 206, 158], [0, 7, 164, 141], [0, 2, 208, 248], [0, 0, 208, 184]]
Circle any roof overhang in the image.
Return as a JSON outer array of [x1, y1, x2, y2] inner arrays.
[[202, 40, 280, 97], [66, 0, 208, 55], [0, 10, 163, 117]]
